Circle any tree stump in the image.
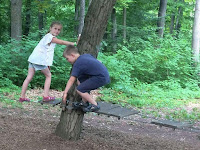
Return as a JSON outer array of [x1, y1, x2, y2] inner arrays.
[[55, 84, 84, 140]]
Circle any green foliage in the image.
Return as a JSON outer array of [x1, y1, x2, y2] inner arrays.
[[98, 32, 200, 121], [0, 0, 199, 122]]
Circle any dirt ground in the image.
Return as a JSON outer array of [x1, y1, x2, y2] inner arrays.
[[0, 89, 200, 150]]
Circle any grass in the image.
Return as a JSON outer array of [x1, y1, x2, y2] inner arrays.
[[99, 87, 200, 122], [0, 85, 200, 122]]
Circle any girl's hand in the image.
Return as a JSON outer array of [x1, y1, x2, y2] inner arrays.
[[77, 34, 81, 44]]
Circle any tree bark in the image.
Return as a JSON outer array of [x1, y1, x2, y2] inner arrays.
[[89, 0, 92, 6], [78, 0, 85, 34], [11, 0, 22, 40], [192, 0, 200, 64], [55, 84, 83, 140], [55, 0, 116, 140], [157, 0, 168, 38], [74, 0, 80, 35], [77, 0, 116, 57]]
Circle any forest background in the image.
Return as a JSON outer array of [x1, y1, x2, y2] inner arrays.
[[0, 0, 200, 122]]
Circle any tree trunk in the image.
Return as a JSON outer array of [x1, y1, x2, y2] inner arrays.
[[170, 14, 175, 34], [192, 0, 200, 64], [111, 8, 117, 53], [169, 0, 177, 34], [78, 0, 85, 34], [74, 0, 80, 35], [175, 0, 184, 37], [123, 7, 127, 41], [89, 0, 92, 6], [38, 12, 44, 37], [55, 0, 116, 140], [78, 0, 116, 57], [23, 0, 31, 36], [11, 0, 22, 40], [38, 0, 45, 38], [157, 0, 168, 38], [55, 84, 83, 140]]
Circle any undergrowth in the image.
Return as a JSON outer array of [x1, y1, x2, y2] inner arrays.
[[1, 32, 200, 122]]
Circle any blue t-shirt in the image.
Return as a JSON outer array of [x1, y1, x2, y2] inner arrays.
[[71, 54, 110, 84]]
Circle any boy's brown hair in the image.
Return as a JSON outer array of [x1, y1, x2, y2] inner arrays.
[[63, 45, 79, 57]]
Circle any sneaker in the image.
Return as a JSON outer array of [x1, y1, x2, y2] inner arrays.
[[43, 96, 55, 102], [19, 98, 30, 103], [82, 103, 100, 112], [73, 101, 89, 109]]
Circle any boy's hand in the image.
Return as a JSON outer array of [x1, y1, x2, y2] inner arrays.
[[62, 93, 67, 103], [61, 93, 67, 111]]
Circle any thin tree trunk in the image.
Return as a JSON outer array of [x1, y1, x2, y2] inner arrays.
[[23, 0, 31, 36], [169, 0, 177, 34], [192, 0, 200, 64], [123, 7, 127, 41], [78, 0, 85, 34], [89, 0, 92, 6], [55, 0, 116, 140], [157, 0, 168, 38], [111, 8, 117, 53], [38, 0, 45, 38], [170, 14, 175, 34], [75, 0, 80, 35], [175, 0, 184, 37], [38, 12, 44, 38], [11, 0, 22, 40]]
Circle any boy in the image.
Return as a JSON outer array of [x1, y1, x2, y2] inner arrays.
[[62, 45, 110, 112]]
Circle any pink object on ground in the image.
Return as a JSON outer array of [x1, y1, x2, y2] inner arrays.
[[19, 98, 30, 102], [43, 96, 55, 102]]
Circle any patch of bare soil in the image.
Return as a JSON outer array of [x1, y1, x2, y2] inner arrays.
[[0, 89, 200, 150]]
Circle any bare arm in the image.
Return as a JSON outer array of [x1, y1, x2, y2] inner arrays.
[[51, 37, 75, 46], [62, 76, 77, 103]]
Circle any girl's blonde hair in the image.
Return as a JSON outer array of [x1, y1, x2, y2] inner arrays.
[[47, 21, 62, 33]]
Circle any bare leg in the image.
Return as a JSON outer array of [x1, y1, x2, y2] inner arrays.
[[20, 68, 35, 98], [41, 68, 51, 97], [77, 90, 97, 105], [76, 80, 87, 103]]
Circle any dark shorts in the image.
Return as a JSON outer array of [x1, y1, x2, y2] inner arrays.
[[77, 76, 108, 93]]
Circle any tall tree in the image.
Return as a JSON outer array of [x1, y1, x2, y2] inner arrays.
[[11, 0, 22, 40], [192, 0, 200, 64], [23, 0, 31, 36], [75, 0, 80, 34], [169, 0, 177, 34], [111, 8, 117, 53], [38, 0, 45, 38], [175, 0, 184, 37], [78, 0, 85, 34], [89, 0, 92, 6], [157, 0, 168, 38], [55, 0, 116, 140], [123, 7, 127, 41]]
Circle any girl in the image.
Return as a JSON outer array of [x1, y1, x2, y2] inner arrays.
[[19, 21, 79, 102]]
